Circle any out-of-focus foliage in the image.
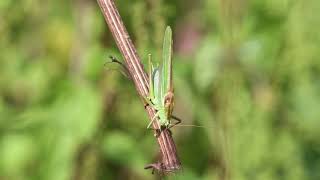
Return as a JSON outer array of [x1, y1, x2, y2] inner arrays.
[[1, 0, 320, 179]]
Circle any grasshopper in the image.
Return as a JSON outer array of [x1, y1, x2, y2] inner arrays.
[[107, 26, 182, 134], [144, 26, 181, 133]]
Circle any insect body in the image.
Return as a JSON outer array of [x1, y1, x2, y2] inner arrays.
[[145, 26, 180, 131]]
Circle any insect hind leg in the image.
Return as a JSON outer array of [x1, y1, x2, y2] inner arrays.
[[105, 56, 131, 79], [168, 115, 182, 129]]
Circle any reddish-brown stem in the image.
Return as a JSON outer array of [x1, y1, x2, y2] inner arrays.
[[97, 0, 181, 172]]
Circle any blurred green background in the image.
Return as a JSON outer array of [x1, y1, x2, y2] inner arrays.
[[1, 0, 320, 179]]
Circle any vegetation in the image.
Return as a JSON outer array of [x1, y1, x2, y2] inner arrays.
[[1, 0, 320, 179]]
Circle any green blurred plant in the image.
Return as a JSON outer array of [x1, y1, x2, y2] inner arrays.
[[0, 0, 320, 179]]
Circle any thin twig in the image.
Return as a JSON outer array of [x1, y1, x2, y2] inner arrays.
[[97, 0, 181, 173]]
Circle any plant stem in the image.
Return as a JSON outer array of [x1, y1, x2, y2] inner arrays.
[[97, 0, 181, 173]]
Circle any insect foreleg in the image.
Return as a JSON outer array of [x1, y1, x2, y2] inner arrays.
[[142, 96, 154, 109], [147, 111, 165, 137], [147, 111, 160, 130]]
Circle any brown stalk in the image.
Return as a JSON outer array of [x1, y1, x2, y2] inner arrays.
[[97, 0, 181, 173]]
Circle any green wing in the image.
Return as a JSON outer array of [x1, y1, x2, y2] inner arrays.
[[152, 68, 161, 105], [160, 26, 173, 100]]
